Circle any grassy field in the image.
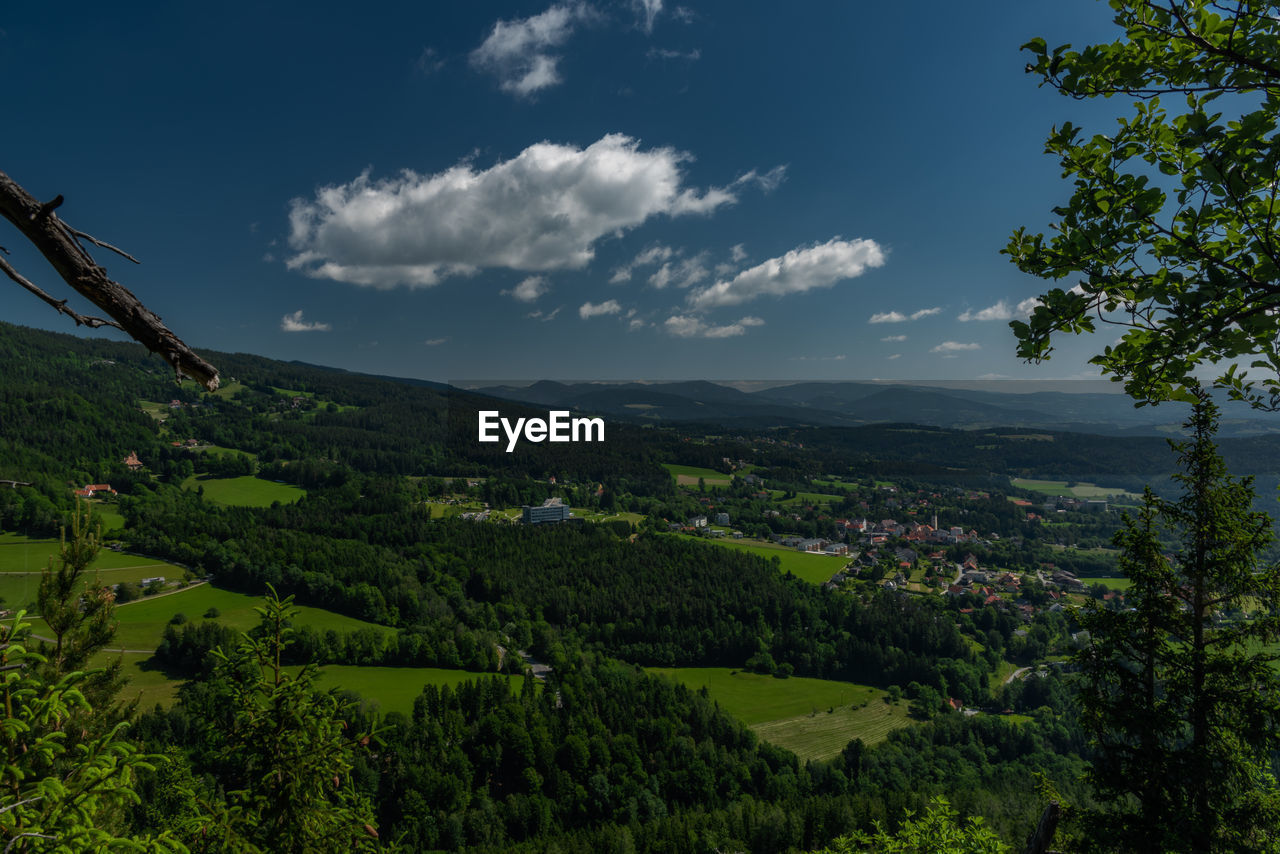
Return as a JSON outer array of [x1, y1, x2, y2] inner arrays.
[[662, 463, 733, 486], [309, 666, 527, 715], [84, 584, 390, 651], [1011, 478, 1140, 499], [1085, 576, 1132, 591], [675, 534, 846, 585], [0, 533, 187, 610], [649, 667, 909, 760], [182, 475, 305, 507]]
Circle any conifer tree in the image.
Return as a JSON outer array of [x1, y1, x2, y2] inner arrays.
[[1075, 394, 1280, 852]]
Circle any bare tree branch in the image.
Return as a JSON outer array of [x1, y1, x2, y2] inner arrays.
[[0, 169, 219, 391]]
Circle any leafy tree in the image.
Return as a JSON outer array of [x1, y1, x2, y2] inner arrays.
[[1007, 0, 1280, 407], [1073, 395, 1280, 852], [0, 612, 185, 853], [812, 796, 1007, 853], [181, 587, 383, 853]]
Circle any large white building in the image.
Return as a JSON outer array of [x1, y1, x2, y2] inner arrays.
[[523, 497, 572, 525]]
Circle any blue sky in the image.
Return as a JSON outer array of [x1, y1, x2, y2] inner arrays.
[[1, 2, 1129, 383]]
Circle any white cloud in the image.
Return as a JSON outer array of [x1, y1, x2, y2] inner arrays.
[[1016, 296, 1043, 314], [629, 317, 648, 330], [611, 244, 675, 283], [425, 337, 449, 346], [280, 310, 330, 332], [930, 341, 981, 353], [527, 306, 562, 322], [688, 237, 884, 309], [416, 46, 445, 75], [958, 300, 1013, 322], [287, 134, 738, 288], [470, 3, 592, 97], [664, 314, 764, 338], [649, 253, 709, 289], [869, 306, 940, 323], [732, 165, 787, 193], [647, 47, 700, 61], [789, 354, 846, 362], [579, 299, 622, 319], [880, 334, 907, 343], [886, 353, 901, 360], [505, 275, 550, 302], [633, 0, 663, 32], [729, 243, 747, 262]]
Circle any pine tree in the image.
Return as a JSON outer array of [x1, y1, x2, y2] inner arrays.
[[1075, 394, 1280, 852]]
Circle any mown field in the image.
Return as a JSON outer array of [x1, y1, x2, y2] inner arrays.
[[649, 667, 910, 760], [675, 534, 846, 585], [0, 533, 186, 610], [181, 475, 305, 507], [662, 463, 733, 486], [1011, 477, 1140, 499], [309, 665, 528, 716]]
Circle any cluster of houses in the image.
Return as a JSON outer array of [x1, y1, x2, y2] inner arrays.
[[72, 483, 117, 499]]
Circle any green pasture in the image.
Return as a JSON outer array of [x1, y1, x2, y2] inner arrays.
[[182, 475, 305, 507], [1085, 576, 1132, 591], [675, 534, 846, 585], [99, 584, 388, 651], [649, 667, 909, 760], [0, 533, 186, 610], [662, 464, 732, 486], [309, 666, 527, 716], [1011, 478, 1139, 499]]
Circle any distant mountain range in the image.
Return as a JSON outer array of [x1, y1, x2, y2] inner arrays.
[[469, 379, 1280, 437]]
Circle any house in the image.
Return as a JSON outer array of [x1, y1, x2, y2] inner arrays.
[[689, 515, 708, 528], [73, 483, 117, 499], [122, 451, 143, 470], [714, 512, 730, 526], [799, 538, 827, 552], [823, 543, 849, 556], [894, 547, 917, 568]]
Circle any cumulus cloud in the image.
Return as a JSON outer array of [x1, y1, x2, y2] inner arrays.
[[664, 314, 764, 338], [280, 310, 330, 332], [579, 299, 622, 319], [880, 334, 907, 342], [688, 237, 884, 309], [287, 134, 737, 288], [505, 275, 550, 302], [1016, 296, 1043, 314], [470, 3, 592, 97], [959, 300, 1014, 322], [869, 306, 940, 323], [930, 341, 981, 353]]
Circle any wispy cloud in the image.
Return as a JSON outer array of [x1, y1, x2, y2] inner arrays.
[[647, 46, 700, 61], [527, 306, 562, 322], [689, 237, 884, 309], [930, 341, 981, 353], [287, 134, 738, 288], [470, 3, 593, 97], [664, 314, 764, 338], [869, 306, 940, 323], [731, 165, 787, 193], [579, 299, 622, 319], [280, 310, 330, 332], [632, 0, 663, 32], [880, 334, 907, 342], [424, 337, 449, 346]]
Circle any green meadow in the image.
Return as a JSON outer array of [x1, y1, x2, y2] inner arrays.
[[309, 666, 527, 716], [182, 475, 305, 507], [663, 463, 733, 486], [99, 584, 388, 651], [1011, 477, 1140, 499], [0, 533, 185, 610], [649, 667, 909, 760], [675, 534, 846, 585]]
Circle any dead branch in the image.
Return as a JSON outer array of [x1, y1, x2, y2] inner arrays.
[[0, 169, 219, 390]]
